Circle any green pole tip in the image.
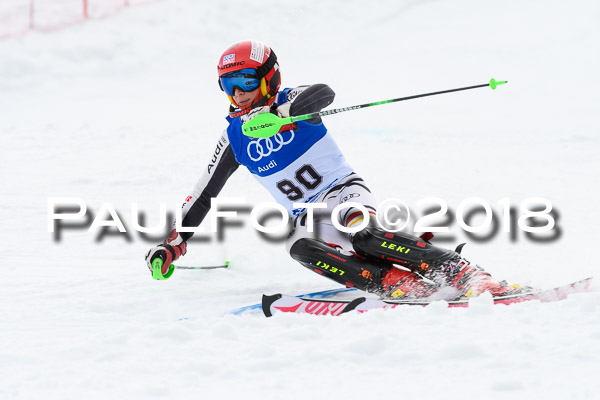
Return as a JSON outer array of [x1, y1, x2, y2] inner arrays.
[[490, 78, 508, 90], [151, 258, 174, 280], [225, 261, 230, 267]]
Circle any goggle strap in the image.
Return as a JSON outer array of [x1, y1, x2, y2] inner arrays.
[[268, 65, 280, 96], [256, 49, 277, 78]]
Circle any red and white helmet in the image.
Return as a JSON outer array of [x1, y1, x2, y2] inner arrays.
[[217, 40, 281, 110]]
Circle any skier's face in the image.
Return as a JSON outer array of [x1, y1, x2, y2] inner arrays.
[[233, 87, 260, 108]]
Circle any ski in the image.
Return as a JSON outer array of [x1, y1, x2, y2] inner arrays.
[[261, 277, 593, 317], [228, 287, 357, 315]]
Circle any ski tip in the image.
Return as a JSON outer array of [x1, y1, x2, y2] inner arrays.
[[224, 260, 230, 267]]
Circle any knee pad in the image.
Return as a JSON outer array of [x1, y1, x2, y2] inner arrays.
[[289, 238, 387, 292], [351, 226, 458, 274]]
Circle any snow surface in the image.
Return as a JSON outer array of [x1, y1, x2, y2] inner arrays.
[[1, 0, 600, 399]]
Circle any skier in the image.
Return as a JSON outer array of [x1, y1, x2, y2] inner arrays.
[[145, 40, 522, 299]]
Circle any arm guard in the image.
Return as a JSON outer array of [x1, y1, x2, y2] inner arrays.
[[288, 84, 335, 123]]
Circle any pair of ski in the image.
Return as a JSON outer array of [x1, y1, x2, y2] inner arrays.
[[261, 277, 593, 317]]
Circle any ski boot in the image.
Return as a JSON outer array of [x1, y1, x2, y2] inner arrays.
[[380, 266, 437, 298], [439, 257, 524, 298], [351, 224, 524, 299]]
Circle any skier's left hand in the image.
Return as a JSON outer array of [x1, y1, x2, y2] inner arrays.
[[274, 102, 291, 117], [247, 103, 291, 121]]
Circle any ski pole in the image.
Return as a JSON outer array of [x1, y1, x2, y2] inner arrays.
[[151, 260, 230, 280], [242, 78, 507, 138], [175, 261, 230, 270]]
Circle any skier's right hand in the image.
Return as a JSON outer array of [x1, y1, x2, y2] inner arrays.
[[144, 230, 187, 276]]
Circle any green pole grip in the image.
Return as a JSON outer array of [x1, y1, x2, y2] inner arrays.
[[151, 258, 175, 280]]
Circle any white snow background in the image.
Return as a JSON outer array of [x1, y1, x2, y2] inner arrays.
[[1, 0, 599, 399]]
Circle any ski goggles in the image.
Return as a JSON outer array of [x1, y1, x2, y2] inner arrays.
[[219, 68, 261, 96]]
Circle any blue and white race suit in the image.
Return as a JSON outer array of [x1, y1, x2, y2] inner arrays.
[[177, 85, 376, 250]]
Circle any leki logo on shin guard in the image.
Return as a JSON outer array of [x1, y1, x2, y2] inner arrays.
[[315, 261, 345, 276], [380, 241, 411, 254]]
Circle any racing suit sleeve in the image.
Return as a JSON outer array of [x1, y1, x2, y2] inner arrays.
[[287, 84, 335, 123], [176, 132, 240, 242]]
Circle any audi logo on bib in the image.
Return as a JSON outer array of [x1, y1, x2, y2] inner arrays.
[[247, 131, 295, 162]]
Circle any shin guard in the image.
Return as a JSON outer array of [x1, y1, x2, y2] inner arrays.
[[351, 226, 458, 275], [289, 238, 387, 292]]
